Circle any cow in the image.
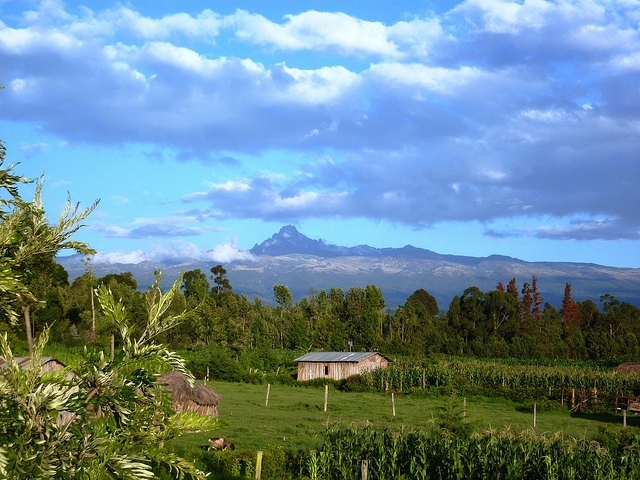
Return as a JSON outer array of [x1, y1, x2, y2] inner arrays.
[[208, 437, 235, 451]]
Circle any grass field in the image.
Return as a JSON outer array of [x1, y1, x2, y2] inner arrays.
[[173, 381, 637, 453]]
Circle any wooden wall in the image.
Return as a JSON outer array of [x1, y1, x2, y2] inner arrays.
[[297, 354, 389, 381]]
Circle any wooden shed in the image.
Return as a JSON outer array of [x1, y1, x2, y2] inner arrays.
[[159, 371, 221, 417], [294, 352, 390, 381], [0, 356, 67, 373], [0, 356, 76, 425]]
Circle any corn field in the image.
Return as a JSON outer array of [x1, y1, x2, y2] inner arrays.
[[305, 427, 640, 480], [362, 359, 640, 399]]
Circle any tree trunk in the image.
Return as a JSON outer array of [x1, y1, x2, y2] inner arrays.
[[91, 285, 96, 341], [23, 304, 34, 354]]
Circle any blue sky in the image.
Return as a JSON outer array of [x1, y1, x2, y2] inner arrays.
[[1, 0, 639, 267]]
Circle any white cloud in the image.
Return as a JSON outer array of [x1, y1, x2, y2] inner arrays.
[[230, 9, 400, 57], [92, 240, 255, 264]]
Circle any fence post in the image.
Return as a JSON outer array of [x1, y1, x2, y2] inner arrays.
[[392, 392, 396, 417], [265, 384, 271, 407], [533, 403, 537, 428], [255, 451, 263, 479], [361, 459, 368, 480], [324, 384, 329, 412]]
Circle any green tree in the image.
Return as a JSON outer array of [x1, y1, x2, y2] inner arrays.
[[181, 269, 210, 304], [0, 144, 97, 352], [0, 272, 214, 479], [210, 264, 232, 294]]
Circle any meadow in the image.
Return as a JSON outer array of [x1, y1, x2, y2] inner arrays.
[[166, 380, 639, 478]]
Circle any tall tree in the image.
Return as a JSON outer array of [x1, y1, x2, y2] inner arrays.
[[561, 283, 581, 335], [210, 264, 232, 294], [0, 146, 97, 352]]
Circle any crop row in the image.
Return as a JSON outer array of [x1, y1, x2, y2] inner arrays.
[[305, 427, 640, 480], [362, 359, 640, 397]]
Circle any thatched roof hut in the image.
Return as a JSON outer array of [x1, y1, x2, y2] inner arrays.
[[615, 363, 640, 374], [159, 371, 221, 417]]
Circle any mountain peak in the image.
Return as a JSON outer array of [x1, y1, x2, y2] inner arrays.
[[251, 225, 332, 256]]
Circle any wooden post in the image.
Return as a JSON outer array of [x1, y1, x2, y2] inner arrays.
[[572, 389, 575, 408], [385, 381, 389, 393], [594, 387, 597, 405], [463, 397, 467, 417], [324, 384, 329, 412], [265, 384, 271, 407], [392, 392, 396, 417], [533, 403, 537, 428], [361, 459, 368, 480], [422, 369, 426, 389], [624, 409, 627, 429], [255, 451, 263, 479]]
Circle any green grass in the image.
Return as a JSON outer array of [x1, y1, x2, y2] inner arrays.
[[173, 381, 636, 453]]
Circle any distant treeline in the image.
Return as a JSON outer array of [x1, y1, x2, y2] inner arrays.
[[9, 261, 640, 362]]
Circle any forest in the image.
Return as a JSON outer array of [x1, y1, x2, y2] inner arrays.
[[10, 257, 640, 363]]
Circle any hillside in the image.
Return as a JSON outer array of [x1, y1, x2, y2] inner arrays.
[[58, 225, 640, 309]]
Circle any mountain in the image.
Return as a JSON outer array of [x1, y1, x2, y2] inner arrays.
[[58, 225, 640, 310]]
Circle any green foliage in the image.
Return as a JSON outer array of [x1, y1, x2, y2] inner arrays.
[[181, 345, 244, 382], [299, 426, 640, 480], [0, 272, 216, 479]]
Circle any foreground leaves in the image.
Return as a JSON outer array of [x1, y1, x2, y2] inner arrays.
[[0, 272, 216, 479]]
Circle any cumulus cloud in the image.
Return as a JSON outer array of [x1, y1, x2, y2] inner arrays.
[[1, 1, 640, 242], [92, 240, 254, 264]]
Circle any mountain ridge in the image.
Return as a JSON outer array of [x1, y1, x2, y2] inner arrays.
[[58, 225, 640, 310]]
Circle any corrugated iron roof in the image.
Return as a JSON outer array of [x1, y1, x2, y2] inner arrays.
[[294, 352, 382, 363], [0, 356, 58, 370]]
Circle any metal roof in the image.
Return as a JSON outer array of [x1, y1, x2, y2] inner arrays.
[[294, 352, 383, 363], [0, 356, 59, 370]]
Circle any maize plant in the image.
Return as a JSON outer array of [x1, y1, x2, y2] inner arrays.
[[304, 426, 640, 480]]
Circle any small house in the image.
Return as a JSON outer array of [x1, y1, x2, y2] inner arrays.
[[0, 356, 67, 373], [294, 352, 390, 381], [159, 371, 221, 417]]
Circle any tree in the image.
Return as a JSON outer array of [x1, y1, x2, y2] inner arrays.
[[0, 139, 211, 478], [406, 289, 439, 317], [182, 269, 210, 304], [0, 144, 97, 352], [561, 283, 581, 335], [0, 272, 214, 479], [210, 265, 232, 294]]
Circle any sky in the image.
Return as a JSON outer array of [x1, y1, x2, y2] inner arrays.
[[1, 0, 639, 268]]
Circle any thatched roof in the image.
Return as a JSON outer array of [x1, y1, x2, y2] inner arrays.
[[615, 363, 640, 374], [159, 371, 221, 407]]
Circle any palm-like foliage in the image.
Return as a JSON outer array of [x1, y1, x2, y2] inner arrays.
[[0, 272, 216, 479]]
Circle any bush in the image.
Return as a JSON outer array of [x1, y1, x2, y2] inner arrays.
[[181, 346, 244, 382]]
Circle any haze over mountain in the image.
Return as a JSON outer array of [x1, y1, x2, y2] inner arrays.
[[58, 225, 640, 311]]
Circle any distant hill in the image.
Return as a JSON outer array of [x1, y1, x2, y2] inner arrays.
[[58, 225, 640, 310]]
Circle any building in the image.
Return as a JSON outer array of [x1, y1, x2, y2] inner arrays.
[[159, 371, 221, 417], [294, 352, 390, 381], [0, 356, 66, 373]]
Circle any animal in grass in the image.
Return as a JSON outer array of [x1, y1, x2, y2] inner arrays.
[[208, 437, 235, 451]]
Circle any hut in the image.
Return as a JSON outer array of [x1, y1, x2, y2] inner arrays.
[[294, 352, 390, 381], [0, 356, 76, 425], [159, 371, 221, 417], [615, 363, 640, 374], [0, 356, 66, 373]]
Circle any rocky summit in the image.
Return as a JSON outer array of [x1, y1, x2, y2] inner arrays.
[[58, 225, 640, 310]]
